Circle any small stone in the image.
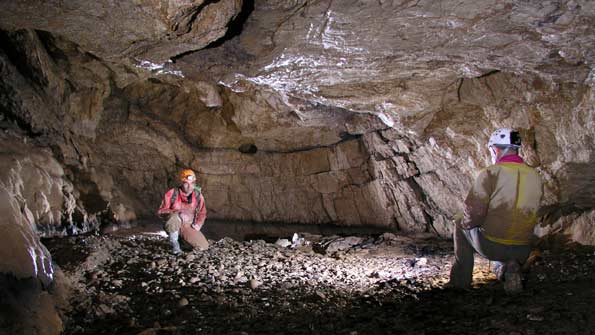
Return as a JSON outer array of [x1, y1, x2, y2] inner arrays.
[[526, 314, 544, 322], [275, 239, 292, 248], [112, 279, 123, 286], [189, 277, 200, 284], [316, 291, 326, 299], [96, 304, 114, 316], [88, 271, 100, 280], [416, 257, 428, 266], [249, 279, 261, 289], [178, 297, 189, 307]]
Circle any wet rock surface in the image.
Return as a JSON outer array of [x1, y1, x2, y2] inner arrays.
[[44, 229, 595, 335]]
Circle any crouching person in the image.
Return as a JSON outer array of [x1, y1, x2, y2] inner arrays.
[[157, 169, 208, 254], [448, 128, 542, 293]]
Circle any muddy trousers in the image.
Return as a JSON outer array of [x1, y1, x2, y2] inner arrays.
[[179, 223, 209, 251], [449, 225, 531, 288], [169, 231, 182, 254], [164, 214, 209, 252]]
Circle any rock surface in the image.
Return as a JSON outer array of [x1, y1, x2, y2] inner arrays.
[[0, 1, 592, 241], [0, 131, 63, 284], [0, 131, 73, 335], [0, 0, 244, 63]]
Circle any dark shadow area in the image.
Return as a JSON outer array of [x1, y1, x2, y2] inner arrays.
[[0, 29, 45, 137], [0, 274, 59, 335], [203, 0, 255, 49], [41, 237, 93, 272], [0, 275, 36, 332], [238, 143, 258, 154], [200, 219, 398, 242], [0, 29, 47, 86]]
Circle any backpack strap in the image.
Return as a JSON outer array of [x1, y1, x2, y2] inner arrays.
[[169, 188, 179, 209], [193, 185, 202, 198], [170, 185, 201, 208], [191, 185, 202, 226]]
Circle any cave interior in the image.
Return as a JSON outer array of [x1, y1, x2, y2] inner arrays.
[[0, 1, 594, 334]]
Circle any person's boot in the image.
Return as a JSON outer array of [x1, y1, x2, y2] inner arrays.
[[503, 260, 522, 294], [169, 231, 182, 254], [492, 261, 506, 282]]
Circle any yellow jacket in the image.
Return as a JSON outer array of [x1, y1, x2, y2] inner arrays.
[[461, 155, 542, 245]]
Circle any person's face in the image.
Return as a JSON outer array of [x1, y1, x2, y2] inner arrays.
[[181, 181, 194, 194]]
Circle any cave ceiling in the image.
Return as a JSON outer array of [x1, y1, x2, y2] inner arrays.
[[2, 0, 594, 144]]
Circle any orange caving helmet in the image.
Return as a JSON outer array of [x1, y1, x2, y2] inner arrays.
[[179, 169, 196, 183]]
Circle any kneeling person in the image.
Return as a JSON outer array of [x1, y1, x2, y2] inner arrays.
[[157, 169, 208, 253], [448, 128, 542, 293]]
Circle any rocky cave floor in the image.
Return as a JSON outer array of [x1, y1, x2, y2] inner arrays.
[[43, 225, 595, 335]]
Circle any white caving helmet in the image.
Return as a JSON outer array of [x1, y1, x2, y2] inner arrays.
[[487, 128, 521, 164]]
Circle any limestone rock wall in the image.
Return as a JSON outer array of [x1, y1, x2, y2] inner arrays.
[[0, 147, 80, 334], [0, 132, 62, 284], [194, 129, 464, 236], [0, 1, 593, 246], [535, 209, 595, 246], [0, 132, 71, 335]]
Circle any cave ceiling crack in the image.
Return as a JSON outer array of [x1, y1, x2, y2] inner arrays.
[[403, 175, 439, 234]]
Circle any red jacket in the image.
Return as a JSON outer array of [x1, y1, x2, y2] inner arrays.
[[157, 188, 207, 229]]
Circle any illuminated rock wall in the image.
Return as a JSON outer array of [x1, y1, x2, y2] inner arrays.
[[0, 0, 593, 248]]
